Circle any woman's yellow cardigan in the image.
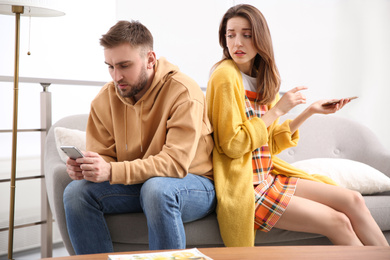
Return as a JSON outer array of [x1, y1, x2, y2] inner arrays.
[[206, 60, 336, 247]]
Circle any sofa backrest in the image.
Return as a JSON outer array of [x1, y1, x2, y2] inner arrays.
[[278, 113, 390, 176]]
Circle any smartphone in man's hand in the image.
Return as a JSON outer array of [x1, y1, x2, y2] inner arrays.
[[60, 146, 84, 160]]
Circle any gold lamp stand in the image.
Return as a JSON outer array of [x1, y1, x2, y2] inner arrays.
[[0, 2, 64, 258], [8, 5, 23, 260]]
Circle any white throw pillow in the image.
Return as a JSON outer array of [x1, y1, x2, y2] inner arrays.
[[291, 158, 390, 195], [54, 127, 86, 163]]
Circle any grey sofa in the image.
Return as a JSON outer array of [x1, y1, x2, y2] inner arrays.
[[44, 113, 390, 255]]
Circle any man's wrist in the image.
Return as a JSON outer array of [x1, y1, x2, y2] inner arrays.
[[108, 162, 112, 182]]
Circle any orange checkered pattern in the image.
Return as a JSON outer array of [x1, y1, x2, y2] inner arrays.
[[244, 90, 273, 185], [244, 90, 298, 232], [254, 175, 298, 231]]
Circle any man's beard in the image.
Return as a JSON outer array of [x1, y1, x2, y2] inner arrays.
[[116, 66, 148, 98]]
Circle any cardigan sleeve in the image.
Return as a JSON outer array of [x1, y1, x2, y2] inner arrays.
[[268, 119, 300, 155], [207, 63, 268, 159], [266, 93, 300, 155]]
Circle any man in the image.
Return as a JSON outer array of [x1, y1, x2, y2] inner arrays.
[[63, 20, 216, 254]]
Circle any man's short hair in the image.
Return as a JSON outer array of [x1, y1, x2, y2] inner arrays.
[[100, 20, 153, 53]]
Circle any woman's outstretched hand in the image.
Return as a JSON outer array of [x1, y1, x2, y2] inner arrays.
[[263, 87, 353, 130], [284, 92, 353, 134], [308, 98, 351, 115], [280, 91, 351, 133]]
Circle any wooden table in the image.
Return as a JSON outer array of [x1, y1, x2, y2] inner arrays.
[[41, 246, 390, 260]]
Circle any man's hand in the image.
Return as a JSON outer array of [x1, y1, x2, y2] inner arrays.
[[66, 157, 84, 180], [66, 151, 112, 182]]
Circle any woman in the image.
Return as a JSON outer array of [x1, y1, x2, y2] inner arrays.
[[206, 4, 388, 247]]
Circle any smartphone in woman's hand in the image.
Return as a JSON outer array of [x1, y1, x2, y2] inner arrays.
[[322, 96, 358, 107]]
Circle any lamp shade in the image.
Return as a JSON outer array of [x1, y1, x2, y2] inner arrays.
[[0, 0, 64, 16]]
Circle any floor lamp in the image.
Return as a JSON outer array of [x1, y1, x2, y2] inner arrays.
[[0, 1, 64, 259]]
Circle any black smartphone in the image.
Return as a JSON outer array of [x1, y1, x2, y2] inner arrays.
[[60, 146, 84, 160], [322, 96, 358, 107]]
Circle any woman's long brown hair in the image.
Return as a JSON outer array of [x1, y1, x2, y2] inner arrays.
[[217, 4, 281, 105]]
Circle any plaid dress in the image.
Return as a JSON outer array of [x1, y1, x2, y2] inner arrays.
[[244, 90, 298, 232]]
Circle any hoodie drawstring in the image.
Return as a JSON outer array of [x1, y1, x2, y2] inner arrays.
[[124, 101, 144, 153], [125, 107, 128, 151], [140, 101, 144, 153]]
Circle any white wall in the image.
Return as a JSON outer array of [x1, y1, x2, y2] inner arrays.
[[0, 0, 116, 158], [117, 0, 390, 150], [0, 0, 390, 155]]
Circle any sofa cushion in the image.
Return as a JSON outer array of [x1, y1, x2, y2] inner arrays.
[[292, 158, 390, 195], [54, 127, 86, 163]]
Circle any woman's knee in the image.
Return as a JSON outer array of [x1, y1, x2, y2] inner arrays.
[[353, 191, 366, 207], [346, 190, 370, 214], [325, 210, 364, 245], [323, 211, 356, 242], [333, 211, 353, 229]]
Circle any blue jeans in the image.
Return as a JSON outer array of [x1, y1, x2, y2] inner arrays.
[[63, 174, 216, 254]]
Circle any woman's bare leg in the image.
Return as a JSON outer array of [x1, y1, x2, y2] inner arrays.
[[274, 191, 363, 245], [275, 179, 388, 245]]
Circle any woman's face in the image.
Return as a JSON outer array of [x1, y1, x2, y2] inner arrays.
[[226, 16, 257, 75]]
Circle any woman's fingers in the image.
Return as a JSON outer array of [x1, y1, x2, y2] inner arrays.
[[288, 86, 308, 93]]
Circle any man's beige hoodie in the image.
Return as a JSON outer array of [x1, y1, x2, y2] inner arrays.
[[86, 58, 214, 184]]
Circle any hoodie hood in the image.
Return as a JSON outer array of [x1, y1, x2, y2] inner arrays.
[[114, 57, 179, 152]]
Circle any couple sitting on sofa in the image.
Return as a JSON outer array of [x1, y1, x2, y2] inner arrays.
[[62, 5, 388, 255]]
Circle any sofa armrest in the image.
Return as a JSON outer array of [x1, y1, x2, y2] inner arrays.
[[44, 114, 89, 255]]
